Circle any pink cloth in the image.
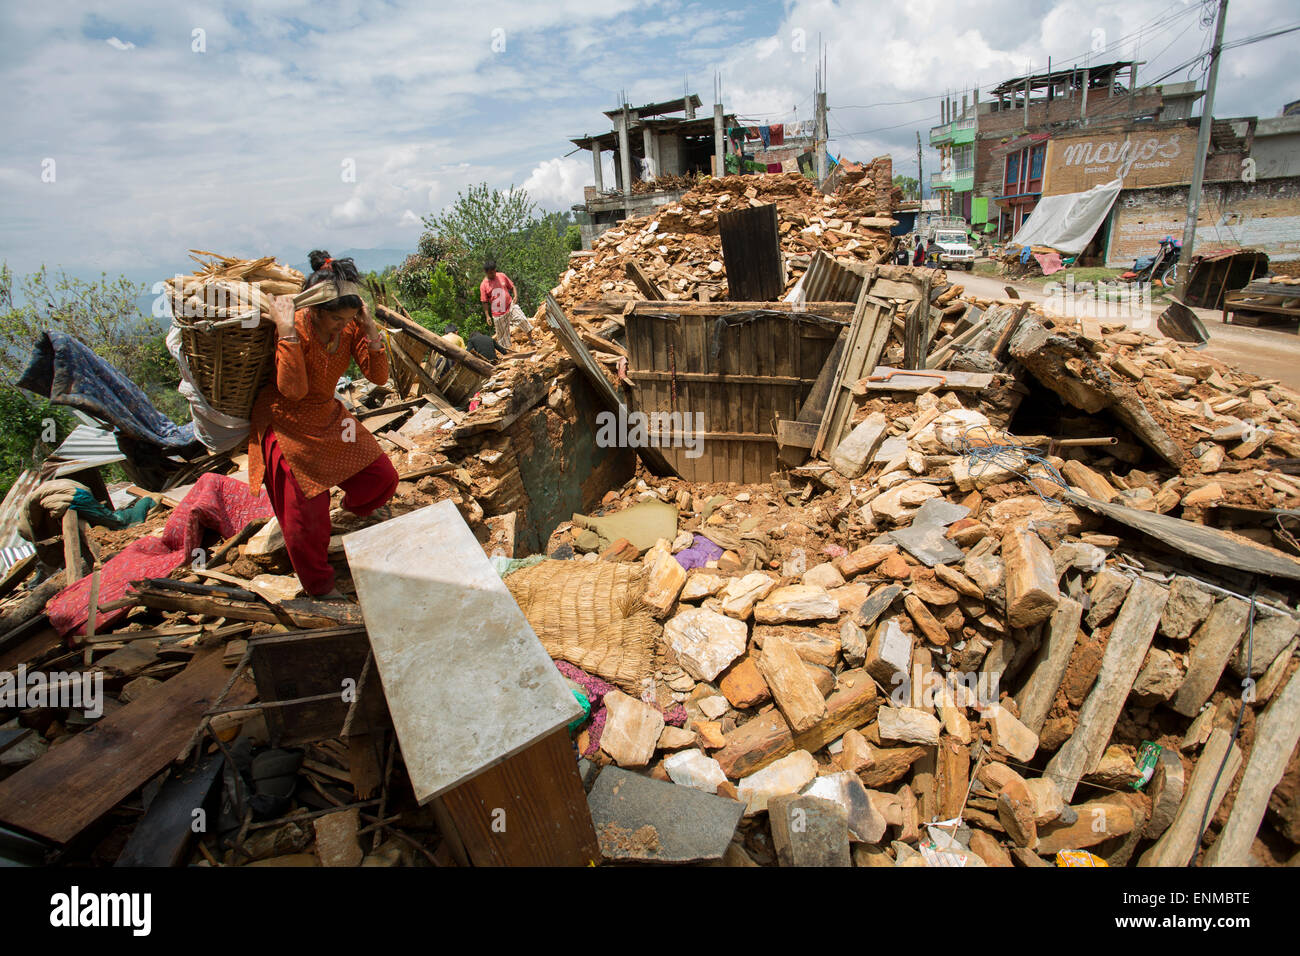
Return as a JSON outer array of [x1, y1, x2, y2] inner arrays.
[[47, 473, 274, 637], [555, 660, 687, 757], [1034, 252, 1064, 275]]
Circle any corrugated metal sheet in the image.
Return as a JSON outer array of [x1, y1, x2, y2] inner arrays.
[[793, 251, 869, 302], [54, 422, 121, 461], [0, 469, 41, 552]]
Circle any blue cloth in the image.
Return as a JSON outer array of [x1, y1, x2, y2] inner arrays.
[[759, 125, 771, 148], [1019, 246, 1033, 264], [18, 332, 195, 452]]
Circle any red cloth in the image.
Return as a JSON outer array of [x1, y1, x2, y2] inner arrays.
[[47, 473, 274, 637], [769, 123, 784, 146], [1033, 252, 1064, 275], [261, 428, 398, 596], [766, 162, 782, 173], [478, 273, 515, 317]]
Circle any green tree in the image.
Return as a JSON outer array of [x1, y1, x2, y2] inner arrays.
[[893, 175, 919, 199]]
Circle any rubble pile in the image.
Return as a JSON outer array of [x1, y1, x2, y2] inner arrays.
[[3, 166, 1300, 869], [555, 166, 897, 306]]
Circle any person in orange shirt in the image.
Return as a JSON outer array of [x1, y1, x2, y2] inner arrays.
[[248, 251, 398, 597]]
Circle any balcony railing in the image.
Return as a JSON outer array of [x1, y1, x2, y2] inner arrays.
[[929, 117, 977, 144], [931, 166, 974, 188]]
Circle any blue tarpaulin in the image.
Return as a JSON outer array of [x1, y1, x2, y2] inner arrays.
[[18, 331, 197, 452]]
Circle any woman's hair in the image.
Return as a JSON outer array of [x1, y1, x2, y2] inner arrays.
[[304, 249, 364, 312]]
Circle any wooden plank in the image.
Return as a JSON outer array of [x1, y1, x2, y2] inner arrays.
[[129, 579, 361, 629], [777, 419, 821, 451], [343, 500, 582, 804], [115, 754, 223, 867], [626, 370, 816, 387], [0, 649, 254, 845], [1138, 728, 1242, 867], [795, 331, 845, 423], [624, 260, 665, 300], [811, 286, 891, 458], [630, 301, 855, 318], [439, 729, 599, 866], [1064, 491, 1300, 582], [385, 333, 465, 423], [856, 367, 994, 393], [714, 669, 879, 779], [718, 203, 783, 302], [0, 553, 37, 601], [1204, 665, 1300, 866], [1044, 578, 1168, 802]]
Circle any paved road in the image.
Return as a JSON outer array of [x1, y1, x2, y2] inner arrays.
[[954, 270, 1300, 391]]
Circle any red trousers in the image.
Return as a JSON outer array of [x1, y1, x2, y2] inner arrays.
[[262, 429, 398, 596]]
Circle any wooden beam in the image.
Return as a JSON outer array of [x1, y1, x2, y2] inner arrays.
[[714, 669, 879, 779], [374, 304, 493, 376], [438, 729, 599, 866], [624, 261, 666, 300], [629, 301, 856, 318], [811, 286, 892, 458]]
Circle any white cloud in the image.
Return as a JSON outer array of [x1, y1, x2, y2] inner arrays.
[[105, 37, 135, 51], [520, 156, 589, 209]]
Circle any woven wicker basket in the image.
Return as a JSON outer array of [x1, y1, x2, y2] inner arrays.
[[166, 253, 304, 421], [178, 318, 276, 420]]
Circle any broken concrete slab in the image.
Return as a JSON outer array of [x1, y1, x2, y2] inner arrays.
[[753, 584, 840, 624], [803, 770, 888, 843], [587, 765, 744, 863], [663, 607, 749, 682], [600, 689, 665, 768], [890, 522, 966, 568], [768, 793, 852, 866], [664, 748, 728, 794]]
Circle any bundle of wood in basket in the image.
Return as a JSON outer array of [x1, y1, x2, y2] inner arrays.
[[165, 250, 304, 322], [164, 251, 305, 420]]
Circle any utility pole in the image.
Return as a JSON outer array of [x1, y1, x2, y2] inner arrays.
[[814, 47, 828, 184], [1176, 0, 1228, 298], [916, 131, 923, 204]]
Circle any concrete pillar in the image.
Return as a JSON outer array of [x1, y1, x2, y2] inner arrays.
[[1023, 78, 1030, 125], [1081, 69, 1089, 122], [714, 103, 725, 177], [642, 126, 656, 180], [592, 146, 603, 193], [685, 96, 696, 120], [618, 109, 633, 198]]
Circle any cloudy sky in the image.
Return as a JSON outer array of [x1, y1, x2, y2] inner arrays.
[[1, 0, 1295, 282]]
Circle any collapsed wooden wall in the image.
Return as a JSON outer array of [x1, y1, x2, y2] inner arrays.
[[624, 309, 844, 483]]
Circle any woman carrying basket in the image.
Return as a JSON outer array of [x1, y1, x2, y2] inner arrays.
[[247, 251, 398, 598]]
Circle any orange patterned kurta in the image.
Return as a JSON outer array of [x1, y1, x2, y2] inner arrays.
[[248, 309, 389, 499]]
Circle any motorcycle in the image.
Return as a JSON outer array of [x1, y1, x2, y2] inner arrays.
[[1125, 236, 1181, 287]]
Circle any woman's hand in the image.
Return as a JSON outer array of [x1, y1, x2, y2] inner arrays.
[[269, 295, 298, 340], [360, 301, 383, 349]]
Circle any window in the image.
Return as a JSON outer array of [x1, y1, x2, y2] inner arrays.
[[1005, 153, 1020, 189], [1030, 145, 1045, 180]]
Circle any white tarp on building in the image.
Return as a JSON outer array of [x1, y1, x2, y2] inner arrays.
[[1009, 178, 1123, 255]]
